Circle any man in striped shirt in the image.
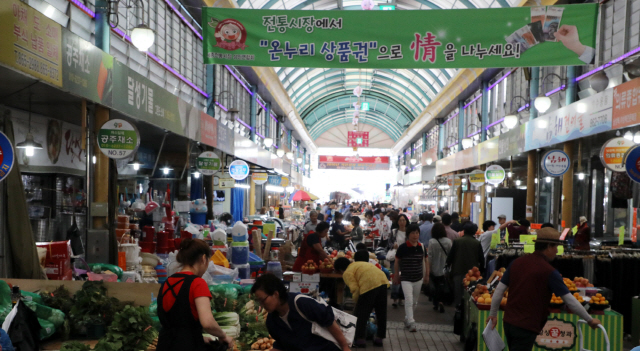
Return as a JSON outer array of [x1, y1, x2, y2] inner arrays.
[[394, 223, 430, 332]]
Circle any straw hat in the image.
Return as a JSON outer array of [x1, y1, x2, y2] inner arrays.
[[533, 227, 562, 244]]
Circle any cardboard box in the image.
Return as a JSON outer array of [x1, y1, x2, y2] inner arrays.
[[283, 272, 301, 282], [37, 241, 72, 280], [288, 282, 319, 294], [301, 273, 320, 283]]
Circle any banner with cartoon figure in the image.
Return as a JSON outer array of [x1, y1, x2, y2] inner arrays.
[[203, 5, 597, 69]]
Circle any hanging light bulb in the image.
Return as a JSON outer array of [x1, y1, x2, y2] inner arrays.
[[507, 171, 513, 178], [163, 167, 172, 175], [286, 152, 294, 160], [25, 146, 34, 157], [624, 131, 633, 140], [16, 93, 43, 157], [537, 118, 548, 129], [545, 176, 552, 183], [461, 137, 473, 149], [133, 163, 140, 171], [503, 114, 518, 129], [426, 158, 433, 165], [577, 172, 585, 180], [475, 194, 481, 202], [131, 24, 155, 52], [276, 149, 285, 158], [439, 200, 445, 207], [296, 156, 303, 164], [461, 178, 467, 183], [264, 138, 274, 148], [410, 158, 417, 165], [534, 96, 551, 113], [193, 171, 201, 179], [515, 179, 521, 186]]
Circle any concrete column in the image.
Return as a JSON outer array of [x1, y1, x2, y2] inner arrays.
[[457, 101, 465, 151], [561, 142, 574, 229], [526, 151, 536, 222], [530, 67, 540, 120], [250, 85, 257, 142], [438, 123, 444, 159], [93, 106, 110, 229], [95, 0, 110, 53], [456, 172, 462, 214], [481, 81, 489, 141]]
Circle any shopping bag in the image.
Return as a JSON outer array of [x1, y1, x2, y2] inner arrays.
[[294, 294, 357, 349], [385, 249, 397, 262]]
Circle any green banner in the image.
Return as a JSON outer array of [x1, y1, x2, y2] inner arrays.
[[62, 29, 113, 105], [112, 61, 182, 134], [203, 5, 598, 69]]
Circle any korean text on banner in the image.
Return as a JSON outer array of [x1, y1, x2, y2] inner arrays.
[[0, 0, 62, 86], [318, 155, 390, 170], [612, 78, 640, 129], [203, 5, 598, 69], [200, 112, 218, 147]]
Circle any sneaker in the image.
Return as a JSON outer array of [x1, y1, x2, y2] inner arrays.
[[409, 323, 417, 332], [373, 338, 383, 346]]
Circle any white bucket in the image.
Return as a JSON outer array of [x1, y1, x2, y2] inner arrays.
[[121, 243, 140, 270]]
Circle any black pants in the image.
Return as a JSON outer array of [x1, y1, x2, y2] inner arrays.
[[354, 285, 387, 340], [504, 322, 539, 351], [430, 274, 446, 307]]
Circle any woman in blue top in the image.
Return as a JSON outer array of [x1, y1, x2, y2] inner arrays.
[[251, 274, 351, 351]]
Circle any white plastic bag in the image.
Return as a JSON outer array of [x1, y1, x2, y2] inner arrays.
[[386, 249, 397, 262], [207, 262, 238, 281]]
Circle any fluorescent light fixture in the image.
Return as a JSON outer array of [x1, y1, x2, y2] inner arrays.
[[43, 5, 56, 18], [503, 115, 518, 129], [475, 194, 481, 202], [266, 185, 284, 192], [131, 24, 155, 52], [624, 131, 633, 140], [92, 156, 97, 164], [515, 180, 521, 186], [534, 96, 552, 113], [235, 183, 251, 189]]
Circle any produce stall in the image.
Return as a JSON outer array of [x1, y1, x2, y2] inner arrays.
[[464, 293, 623, 351]]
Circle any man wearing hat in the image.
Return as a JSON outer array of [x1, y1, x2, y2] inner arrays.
[[487, 228, 601, 350], [497, 214, 508, 240]]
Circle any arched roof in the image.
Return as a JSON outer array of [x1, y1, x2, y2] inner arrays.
[[235, 0, 520, 143]]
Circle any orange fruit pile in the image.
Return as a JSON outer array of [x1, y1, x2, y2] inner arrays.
[[572, 292, 584, 303], [550, 293, 563, 304], [563, 278, 577, 291], [590, 293, 608, 305]]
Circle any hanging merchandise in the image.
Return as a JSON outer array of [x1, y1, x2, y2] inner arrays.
[[197, 151, 222, 175], [228, 160, 249, 180], [97, 119, 140, 159], [541, 149, 570, 177], [601, 137, 635, 172], [485, 164, 506, 185], [0, 131, 15, 182]]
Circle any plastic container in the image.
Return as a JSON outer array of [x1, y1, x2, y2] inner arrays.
[[234, 263, 251, 280], [143, 226, 155, 242], [139, 241, 156, 253], [266, 261, 283, 280], [212, 229, 227, 243], [231, 242, 249, 265], [190, 212, 207, 225], [270, 247, 279, 261], [232, 222, 249, 242]]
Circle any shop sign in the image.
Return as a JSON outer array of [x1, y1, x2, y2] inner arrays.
[[524, 89, 613, 151], [0, 0, 62, 87], [267, 174, 282, 186], [600, 137, 634, 172], [252, 172, 269, 184], [0, 131, 15, 182], [228, 159, 249, 180], [623, 145, 640, 184], [203, 5, 598, 69], [216, 122, 235, 155], [199, 112, 218, 147], [447, 175, 454, 187], [477, 137, 499, 165], [97, 119, 139, 159], [62, 30, 113, 105], [454, 177, 462, 187], [318, 155, 389, 170], [485, 164, 506, 185], [498, 124, 526, 159], [218, 177, 235, 188], [112, 61, 183, 135], [541, 150, 570, 177], [535, 318, 576, 350], [280, 177, 290, 187], [612, 77, 640, 129], [196, 151, 221, 175], [469, 170, 485, 187], [347, 131, 368, 147]]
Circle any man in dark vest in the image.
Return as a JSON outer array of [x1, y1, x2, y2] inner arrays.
[[486, 228, 601, 351]]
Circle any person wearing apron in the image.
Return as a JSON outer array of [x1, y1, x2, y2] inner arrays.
[[292, 222, 330, 272], [157, 238, 233, 351]]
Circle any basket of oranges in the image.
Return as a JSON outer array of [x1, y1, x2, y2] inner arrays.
[[550, 293, 565, 309], [572, 292, 587, 306], [588, 293, 609, 310]]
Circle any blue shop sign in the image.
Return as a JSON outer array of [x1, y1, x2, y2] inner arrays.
[[0, 132, 15, 182], [624, 145, 640, 183], [229, 160, 249, 180], [268, 175, 282, 186]]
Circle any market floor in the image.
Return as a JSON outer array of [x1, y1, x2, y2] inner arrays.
[[345, 290, 464, 351]]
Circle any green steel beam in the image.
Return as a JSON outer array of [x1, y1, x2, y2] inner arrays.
[[308, 112, 403, 140]]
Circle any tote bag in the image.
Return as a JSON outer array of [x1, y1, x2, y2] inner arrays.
[[294, 294, 357, 349]]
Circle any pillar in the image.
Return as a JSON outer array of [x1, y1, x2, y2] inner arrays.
[[566, 66, 577, 106], [422, 132, 427, 153], [95, 0, 110, 53], [561, 142, 574, 229], [438, 123, 444, 159], [457, 101, 465, 151], [249, 179, 256, 216], [481, 81, 489, 141], [265, 102, 271, 140], [530, 67, 540, 120], [479, 165, 486, 229], [275, 117, 281, 148], [456, 172, 462, 214], [93, 107, 110, 229], [303, 148, 307, 176], [250, 85, 257, 142], [526, 151, 536, 222], [287, 129, 292, 150]]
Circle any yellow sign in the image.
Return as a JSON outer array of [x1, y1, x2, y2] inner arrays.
[[469, 171, 485, 185], [0, 0, 62, 86], [454, 178, 462, 187], [280, 177, 289, 187], [251, 172, 268, 185]]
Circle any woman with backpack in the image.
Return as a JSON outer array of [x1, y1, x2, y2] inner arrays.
[[427, 223, 452, 313]]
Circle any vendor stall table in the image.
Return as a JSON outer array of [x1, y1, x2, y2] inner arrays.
[[320, 272, 346, 307], [462, 292, 623, 351]]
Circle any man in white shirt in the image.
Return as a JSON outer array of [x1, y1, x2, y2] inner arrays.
[[477, 220, 498, 263], [303, 211, 319, 234]]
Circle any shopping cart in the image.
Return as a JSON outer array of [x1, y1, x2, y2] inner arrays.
[[577, 319, 609, 351]]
